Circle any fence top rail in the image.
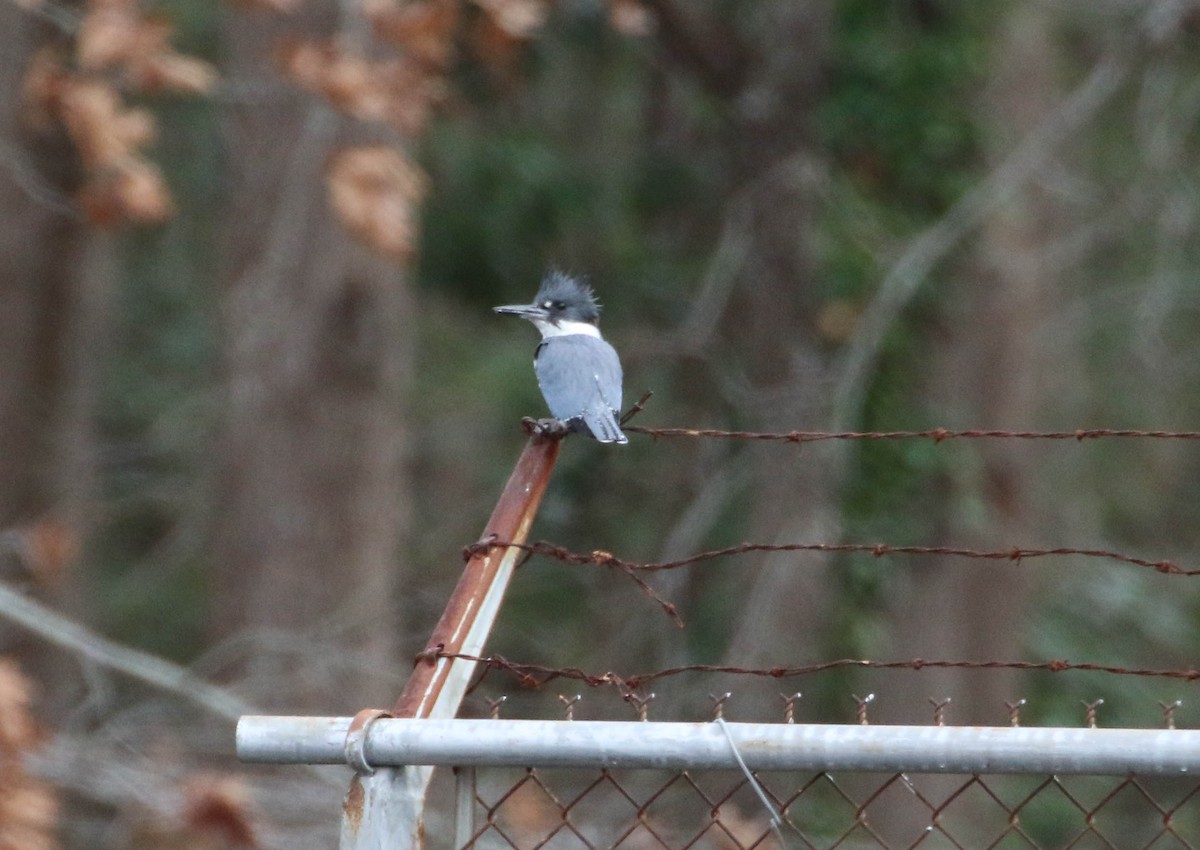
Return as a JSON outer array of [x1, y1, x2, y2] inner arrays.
[[237, 716, 1200, 777]]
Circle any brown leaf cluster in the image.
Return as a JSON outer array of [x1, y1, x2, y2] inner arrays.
[[128, 773, 260, 850], [367, 0, 460, 69], [473, 0, 548, 39], [76, 2, 217, 93], [0, 660, 58, 850], [181, 774, 260, 849], [328, 146, 429, 261], [19, 0, 216, 226], [279, 40, 448, 136]]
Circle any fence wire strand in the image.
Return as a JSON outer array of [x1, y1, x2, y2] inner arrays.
[[435, 652, 1200, 695], [623, 425, 1200, 443], [472, 539, 1198, 577]]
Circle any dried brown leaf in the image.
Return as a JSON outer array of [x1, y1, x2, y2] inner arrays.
[[280, 40, 442, 135], [181, 774, 260, 849], [79, 158, 174, 225], [327, 146, 427, 262], [129, 52, 219, 94], [17, 520, 79, 586], [369, 0, 459, 68], [607, 0, 653, 36], [20, 48, 68, 127], [76, 7, 140, 70], [59, 79, 157, 168], [473, 0, 547, 38], [0, 660, 35, 754]]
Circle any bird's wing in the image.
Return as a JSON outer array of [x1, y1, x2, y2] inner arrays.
[[534, 335, 624, 421]]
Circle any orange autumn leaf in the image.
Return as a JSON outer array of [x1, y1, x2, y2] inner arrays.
[[181, 774, 260, 849], [19, 47, 69, 127], [57, 79, 150, 166], [129, 52, 218, 94], [368, 0, 459, 69], [280, 40, 444, 135], [327, 146, 427, 262], [607, 0, 653, 36], [16, 519, 79, 585], [473, 0, 547, 38], [76, 5, 140, 71], [79, 157, 174, 226]]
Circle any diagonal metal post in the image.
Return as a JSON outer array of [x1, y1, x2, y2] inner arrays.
[[339, 432, 561, 850]]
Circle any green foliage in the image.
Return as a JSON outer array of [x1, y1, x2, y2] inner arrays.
[[819, 0, 989, 214]]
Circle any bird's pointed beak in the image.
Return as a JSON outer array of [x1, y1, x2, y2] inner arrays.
[[493, 303, 549, 320]]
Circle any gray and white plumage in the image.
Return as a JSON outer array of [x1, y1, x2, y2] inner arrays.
[[494, 272, 628, 445]]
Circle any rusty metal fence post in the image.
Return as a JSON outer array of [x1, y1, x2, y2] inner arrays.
[[336, 433, 560, 850]]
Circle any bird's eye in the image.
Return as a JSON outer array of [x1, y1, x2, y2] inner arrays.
[[552, 301, 565, 310]]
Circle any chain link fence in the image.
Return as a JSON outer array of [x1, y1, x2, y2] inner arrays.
[[454, 766, 1200, 849]]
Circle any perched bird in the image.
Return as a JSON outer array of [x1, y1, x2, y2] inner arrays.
[[494, 272, 628, 444]]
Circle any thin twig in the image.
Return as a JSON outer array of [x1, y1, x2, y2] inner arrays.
[[831, 51, 1131, 432]]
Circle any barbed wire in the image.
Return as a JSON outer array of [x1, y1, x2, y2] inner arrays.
[[622, 425, 1200, 443], [437, 652, 1200, 695], [463, 537, 1198, 626], [468, 538, 1198, 577]]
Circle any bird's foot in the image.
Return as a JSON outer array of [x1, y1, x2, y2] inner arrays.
[[521, 417, 571, 440]]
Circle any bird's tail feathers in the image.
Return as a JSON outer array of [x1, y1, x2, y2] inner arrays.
[[583, 407, 628, 445]]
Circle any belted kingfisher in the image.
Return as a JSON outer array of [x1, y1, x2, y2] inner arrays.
[[494, 272, 628, 444]]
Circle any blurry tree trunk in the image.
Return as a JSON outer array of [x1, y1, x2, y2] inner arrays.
[[0, 7, 113, 713], [878, 4, 1062, 727], [865, 8, 1063, 840], [213, 8, 411, 710], [703, 4, 838, 671]]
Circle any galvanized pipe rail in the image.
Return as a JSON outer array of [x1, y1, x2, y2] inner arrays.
[[240, 716, 1200, 777]]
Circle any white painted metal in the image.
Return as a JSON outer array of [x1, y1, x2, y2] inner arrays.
[[239, 716, 1200, 776], [453, 767, 476, 848]]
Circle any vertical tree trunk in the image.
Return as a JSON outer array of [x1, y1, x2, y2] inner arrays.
[[213, 8, 411, 710], [712, 3, 838, 673], [866, 9, 1063, 840], [881, 1, 1061, 727], [0, 6, 113, 714]]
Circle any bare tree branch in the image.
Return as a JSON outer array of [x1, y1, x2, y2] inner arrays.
[[640, 0, 748, 98], [0, 578, 253, 720], [831, 52, 1132, 432]]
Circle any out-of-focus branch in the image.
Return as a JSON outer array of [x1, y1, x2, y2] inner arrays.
[[0, 578, 252, 720], [640, 0, 747, 98], [0, 139, 80, 216], [831, 52, 1132, 432]]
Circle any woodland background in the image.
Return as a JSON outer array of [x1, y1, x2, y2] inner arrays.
[[4, 0, 1200, 847]]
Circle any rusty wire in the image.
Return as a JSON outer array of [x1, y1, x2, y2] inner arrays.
[[462, 537, 1199, 627], [623, 425, 1200, 443], [473, 538, 1199, 577], [437, 651, 1200, 695]]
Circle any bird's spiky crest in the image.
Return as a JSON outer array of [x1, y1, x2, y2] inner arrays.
[[535, 271, 601, 323]]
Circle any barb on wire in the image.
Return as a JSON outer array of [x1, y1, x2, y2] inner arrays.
[[439, 652, 1200, 694], [481, 539, 1199, 578], [623, 425, 1200, 443]]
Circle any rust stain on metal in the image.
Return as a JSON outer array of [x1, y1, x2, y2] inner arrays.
[[342, 775, 364, 830], [392, 435, 561, 718]]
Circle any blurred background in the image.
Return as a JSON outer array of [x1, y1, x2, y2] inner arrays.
[[4, 0, 1200, 846]]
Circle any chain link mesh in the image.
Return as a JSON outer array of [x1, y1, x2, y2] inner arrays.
[[452, 767, 1200, 850]]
